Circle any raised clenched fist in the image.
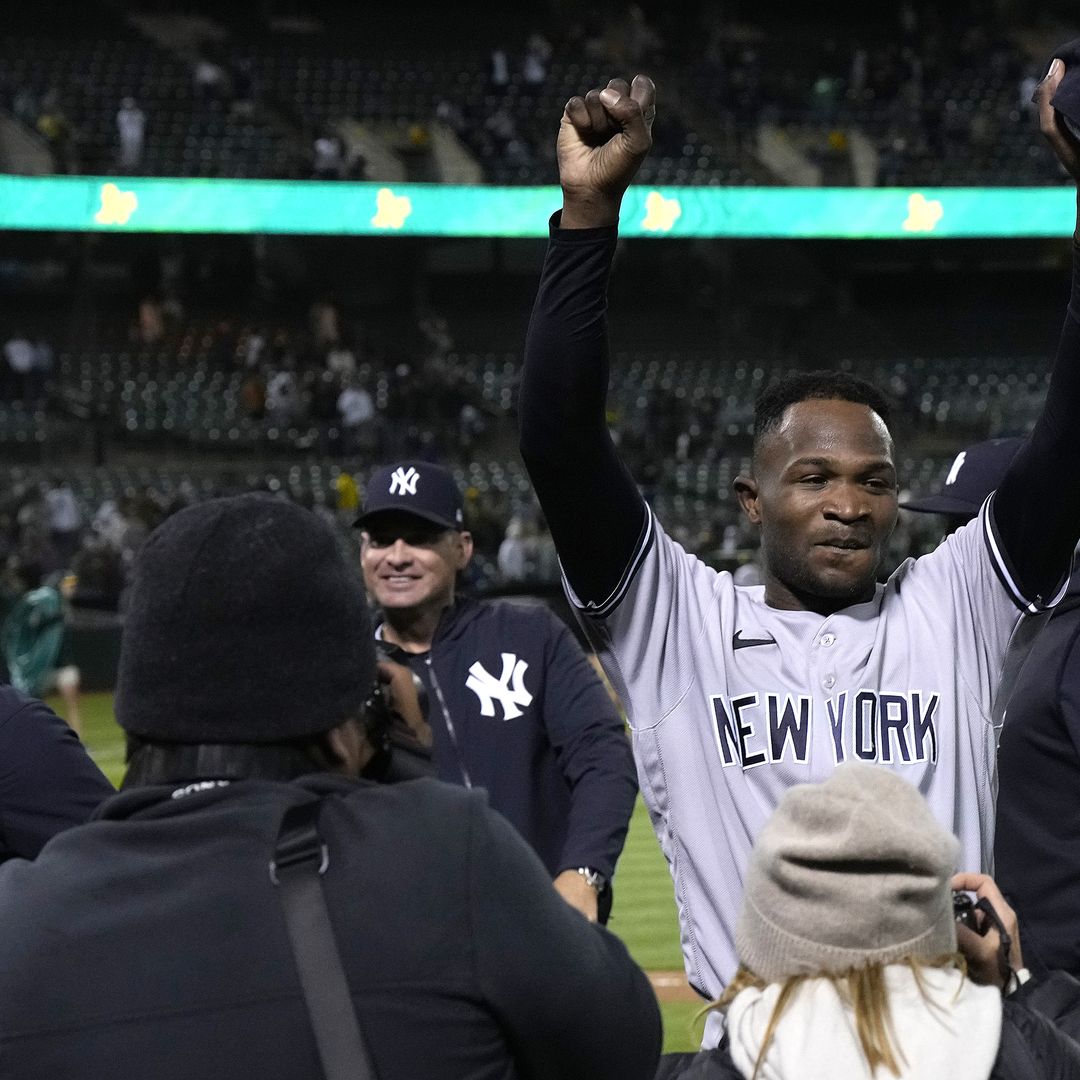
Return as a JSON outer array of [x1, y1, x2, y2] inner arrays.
[[557, 75, 656, 229]]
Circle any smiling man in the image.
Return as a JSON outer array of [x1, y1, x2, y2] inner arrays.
[[518, 66, 1080, 1042], [356, 461, 637, 922], [733, 379, 899, 613]]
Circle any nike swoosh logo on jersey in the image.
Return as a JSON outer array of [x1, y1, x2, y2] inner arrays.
[[732, 630, 778, 650]]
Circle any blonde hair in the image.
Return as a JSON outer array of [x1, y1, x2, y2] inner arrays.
[[711, 954, 967, 1080]]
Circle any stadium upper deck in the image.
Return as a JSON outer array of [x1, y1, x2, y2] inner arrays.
[[0, 0, 1074, 186]]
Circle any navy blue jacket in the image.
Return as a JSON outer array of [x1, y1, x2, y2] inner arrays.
[[0, 685, 113, 862], [379, 596, 637, 880], [997, 574, 1080, 975]]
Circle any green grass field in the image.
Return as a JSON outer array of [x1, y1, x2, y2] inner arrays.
[[57, 692, 706, 1054]]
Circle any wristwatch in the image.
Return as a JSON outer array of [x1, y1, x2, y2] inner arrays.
[[575, 867, 607, 892]]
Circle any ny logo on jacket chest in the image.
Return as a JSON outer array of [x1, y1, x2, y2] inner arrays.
[[466, 653, 534, 720]]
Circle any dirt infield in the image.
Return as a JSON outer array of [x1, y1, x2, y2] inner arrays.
[[648, 970, 705, 1003]]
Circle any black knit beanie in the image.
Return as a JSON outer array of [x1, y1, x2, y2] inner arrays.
[[116, 493, 375, 743]]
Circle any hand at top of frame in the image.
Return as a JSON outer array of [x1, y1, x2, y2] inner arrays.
[[557, 75, 655, 230]]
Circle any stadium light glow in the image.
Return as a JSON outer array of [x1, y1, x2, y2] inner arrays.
[[0, 175, 1074, 239]]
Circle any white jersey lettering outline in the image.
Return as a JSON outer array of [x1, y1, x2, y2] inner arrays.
[[827, 692, 848, 764], [854, 691, 877, 761], [708, 690, 939, 771], [766, 695, 812, 764]]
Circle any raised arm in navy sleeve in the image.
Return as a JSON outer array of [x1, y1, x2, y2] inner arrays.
[[991, 241, 1080, 609], [990, 67, 1080, 606], [520, 216, 649, 608], [0, 686, 114, 862]]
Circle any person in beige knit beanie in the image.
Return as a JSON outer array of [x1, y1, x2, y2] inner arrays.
[[662, 762, 1080, 1080]]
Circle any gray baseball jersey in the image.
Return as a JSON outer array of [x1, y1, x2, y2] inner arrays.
[[568, 496, 1055, 1024]]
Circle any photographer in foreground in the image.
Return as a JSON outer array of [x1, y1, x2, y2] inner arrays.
[[658, 763, 1080, 1080], [0, 494, 661, 1080]]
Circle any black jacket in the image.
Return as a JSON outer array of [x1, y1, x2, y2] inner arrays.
[[996, 575, 1080, 976], [0, 774, 662, 1080], [0, 684, 112, 862], [379, 596, 637, 880]]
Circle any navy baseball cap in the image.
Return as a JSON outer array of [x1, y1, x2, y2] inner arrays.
[[354, 461, 465, 530], [900, 437, 1025, 517]]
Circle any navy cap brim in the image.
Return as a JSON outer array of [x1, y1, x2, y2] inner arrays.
[[353, 505, 460, 530], [899, 495, 978, 517]]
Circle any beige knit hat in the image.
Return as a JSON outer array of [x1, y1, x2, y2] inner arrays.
[[735, 762, 959, 982]]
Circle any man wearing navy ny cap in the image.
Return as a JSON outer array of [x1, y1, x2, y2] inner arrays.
[[901, 437, 1026, 526], [356, 461, 637, 922]]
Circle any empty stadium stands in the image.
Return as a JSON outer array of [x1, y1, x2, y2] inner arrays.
[[1, 2, 1068, 186]]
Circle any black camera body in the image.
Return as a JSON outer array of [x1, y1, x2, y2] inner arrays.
[[953, 890, 982, 932]]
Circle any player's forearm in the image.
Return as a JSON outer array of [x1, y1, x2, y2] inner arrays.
[[520, 214, 619, 467], [992, 238, 1080, 602], [519, 215, 647, 603], [557, 771, 637, 881], [551, 723, 637, 880], [546, 634, 638, 878]]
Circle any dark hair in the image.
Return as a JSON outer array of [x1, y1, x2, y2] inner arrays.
[[121, 733, 342, 789], [753, 371, 892, 448], [121, 684, 394, 790]]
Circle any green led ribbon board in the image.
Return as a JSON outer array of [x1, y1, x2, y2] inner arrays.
[[0, 175, 1074, 238]]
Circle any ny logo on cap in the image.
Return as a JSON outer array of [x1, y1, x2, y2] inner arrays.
[[944, 451, 966, 487], [389, 466, 420, 496]]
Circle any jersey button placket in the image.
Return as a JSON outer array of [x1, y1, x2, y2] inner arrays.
[[818, 630, 837, 690]]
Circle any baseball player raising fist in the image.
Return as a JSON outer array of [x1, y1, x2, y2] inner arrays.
[[519, 62, 1080, 1045]]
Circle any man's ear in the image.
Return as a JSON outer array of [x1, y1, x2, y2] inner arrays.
[[455, 530, 474, 570], [733, 475, 762, 526]]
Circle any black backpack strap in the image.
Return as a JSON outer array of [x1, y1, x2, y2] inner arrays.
[[971, 896, 1016, 993], [271, 799, 378, 1080]]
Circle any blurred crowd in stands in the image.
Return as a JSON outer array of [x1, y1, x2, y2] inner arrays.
[[0, 464, 565, 619], [0, 0, 1072, 614], [2, 0, 1074, 186], [0, 309, 1005, 618]]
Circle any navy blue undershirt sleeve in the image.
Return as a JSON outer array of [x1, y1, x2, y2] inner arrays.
[[520, 215, 649, 609], [541, 616, 637, 879], [991, 240, 1080, 607], [0, 688, 114, 861]]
